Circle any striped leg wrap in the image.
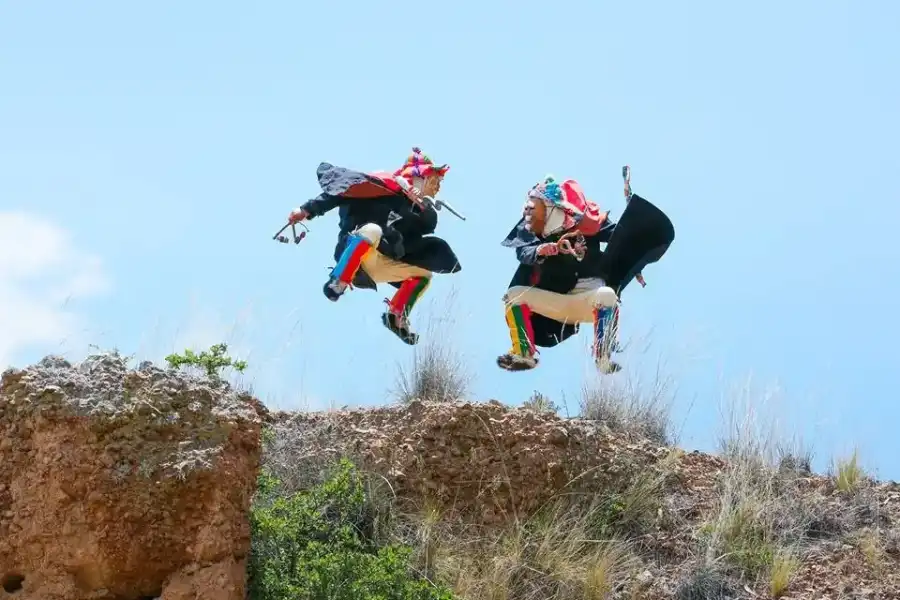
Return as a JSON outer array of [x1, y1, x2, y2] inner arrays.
[[388, 276, 431, 317], [331, 234, 373, 284], [505, 303, 537, 357], [593, 304, 620, 358]]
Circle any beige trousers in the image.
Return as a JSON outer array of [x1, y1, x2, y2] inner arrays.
[[502, 277, 618, 324], [354, 223, 432, 284]]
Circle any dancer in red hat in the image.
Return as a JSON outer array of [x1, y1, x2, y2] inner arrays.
[[287, 148, 461, 345], [497, 170, 674, 374]]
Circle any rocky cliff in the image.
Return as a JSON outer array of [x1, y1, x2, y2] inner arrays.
[[263, 401, 900, 599], [0, 354, 264, 600], [2, 353, 899, 599]]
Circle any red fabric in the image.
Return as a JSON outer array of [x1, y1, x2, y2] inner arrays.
[[341, 171, 404, 199], [560, 179, 607, 235], [367, 170, 404, 192], [342, 148, 449, 200]]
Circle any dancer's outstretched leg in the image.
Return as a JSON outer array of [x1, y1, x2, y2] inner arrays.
[[323, 223, 382, 301]]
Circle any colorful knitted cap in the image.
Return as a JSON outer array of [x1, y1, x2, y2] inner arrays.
[[393, 147, 450, 180], [526, 175, 606, 235]]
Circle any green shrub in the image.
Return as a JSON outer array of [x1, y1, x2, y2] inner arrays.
[[248, 458, 453, 600], [165, 342, 247, 380]]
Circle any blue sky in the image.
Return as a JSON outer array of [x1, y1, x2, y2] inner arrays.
[[2, 1, 899, 478]]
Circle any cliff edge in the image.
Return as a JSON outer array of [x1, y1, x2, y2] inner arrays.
[[0, 353, 264, 600]]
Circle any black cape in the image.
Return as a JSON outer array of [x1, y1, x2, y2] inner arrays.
[[300, 163, 462, 290]]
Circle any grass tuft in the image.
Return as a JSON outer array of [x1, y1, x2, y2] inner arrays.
[[834, 449, 866, 494], [393, 290, 471, 404]]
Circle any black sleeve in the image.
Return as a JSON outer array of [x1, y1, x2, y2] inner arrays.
[[393, 203, 439, 238], [411, 203, 438, 235], [502, 218, 550, 265], [516, 242, 545, 265], [300, 193, 342, 219]]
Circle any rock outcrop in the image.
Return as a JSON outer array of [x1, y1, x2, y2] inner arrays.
[[265, 400, 900, 600], [265, 399, 673, 525], [0, 354, 264, 600], [2, 352, 899, 600]]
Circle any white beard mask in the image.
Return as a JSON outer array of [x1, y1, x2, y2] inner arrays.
[[524, 199, 567, 238], [541, 205, 566, 237]]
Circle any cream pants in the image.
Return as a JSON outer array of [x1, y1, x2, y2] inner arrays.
[[503, 277, 618, 324], [353, 223, 432, 284]]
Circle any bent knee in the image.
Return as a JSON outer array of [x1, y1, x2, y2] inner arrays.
[[503, 286, 531, 305], [355, 223, 383, 245], [592, 286, 619, 308]]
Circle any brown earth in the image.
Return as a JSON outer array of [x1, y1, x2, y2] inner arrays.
[[0, 354, 264, 600]]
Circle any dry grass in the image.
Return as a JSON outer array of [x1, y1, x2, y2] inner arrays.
[[394, 336, 470, 404], [406, 446, 680, 600], [579, 371, 674, 446], [674, 565, 737, 600], [522, 391, 560, 415], [597, 449, 679, 537], [700, 380, 816, 590], [853, 528, 886, 576], [392, 289, 471, 404], [433, 499, 642, 600], [259, 417, 350, 494]]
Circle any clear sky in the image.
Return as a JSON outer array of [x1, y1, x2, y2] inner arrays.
[[2, 1, 899, 478]]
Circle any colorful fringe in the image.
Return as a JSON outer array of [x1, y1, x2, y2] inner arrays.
[[389, 276, 430, 316], [505, 304, 536, 357], [331, 234, 373, 284], [593, 305, 620, 357]]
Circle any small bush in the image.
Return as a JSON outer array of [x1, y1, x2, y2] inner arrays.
[[707, 498, 776, 576], [165, 342, 247, 380], [248, 459, 452, 600]]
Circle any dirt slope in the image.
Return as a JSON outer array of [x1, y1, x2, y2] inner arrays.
[[266, 400, 900, 599]]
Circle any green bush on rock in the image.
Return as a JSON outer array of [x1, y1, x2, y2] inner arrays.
[[248, 458, 453, 600], [164, 342, 247, 380]]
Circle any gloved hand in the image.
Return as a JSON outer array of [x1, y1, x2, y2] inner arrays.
[[536, 243, 560, 257], [288, 208, 308, 224]]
